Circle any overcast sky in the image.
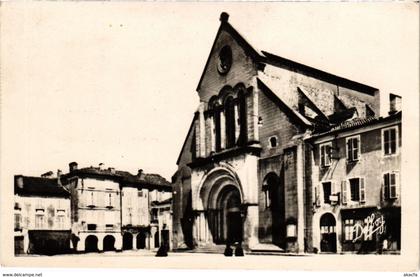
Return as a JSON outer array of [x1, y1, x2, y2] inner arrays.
[[1, 2, 418, 181]]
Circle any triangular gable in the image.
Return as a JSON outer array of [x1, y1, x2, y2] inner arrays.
[[297, 87, 329, 122], [196, 15, 262, 92], [176, 115, 197, 166], [257, 78, 312, 128]]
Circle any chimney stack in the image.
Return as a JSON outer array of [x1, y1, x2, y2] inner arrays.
[[99, 163, 105, 170], [15, 175, 24, 189], [389, 93, 402, 115], [69, 162, 78, 172], [108, 167, 115, 174], [137, 169, 144, 176]]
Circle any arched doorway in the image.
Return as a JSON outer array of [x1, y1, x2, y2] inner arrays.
[[209, 185, 243, 244], [320, 213, 337, 253], [136, 232, 146, 249], [263, 172, 285, 248], [122, 232, 133, 250], [85, 235, 98, 253], [103, 235, 116, 252]]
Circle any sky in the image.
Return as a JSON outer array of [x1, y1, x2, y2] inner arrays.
[[1, 2, 418, 181]]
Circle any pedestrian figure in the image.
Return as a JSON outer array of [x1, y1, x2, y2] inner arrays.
[[156, 242, 169, 257], [224, 242, 233, 256], [234, 242, 244, 256]]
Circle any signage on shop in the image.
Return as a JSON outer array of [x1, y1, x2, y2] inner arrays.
[[352, 212, 386, 243]]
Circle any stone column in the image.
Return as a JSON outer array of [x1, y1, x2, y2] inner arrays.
[[243, 204, 259, 249], [234, 102, 240, 143], [132, 233, 137, 250], [296, 142, 305, 253], [199, 103, 206, 157], [220, 111, 226, 150], [97, 235, 103, 252]]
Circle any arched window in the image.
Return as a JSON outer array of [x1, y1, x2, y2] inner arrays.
[[238, 89, 247, 146], [209, 97, 221, 152], [224, 96, 236, 148]]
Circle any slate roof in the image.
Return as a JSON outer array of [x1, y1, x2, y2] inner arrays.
[[14, 176, 70, 198], [62, 167, 172, 191], [310, 111, 401, 138]]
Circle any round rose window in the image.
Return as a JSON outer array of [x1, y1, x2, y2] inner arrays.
[[217, 45, 232, 74]]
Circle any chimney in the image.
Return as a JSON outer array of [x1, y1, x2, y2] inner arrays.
[[389, 93, 402, 115], [69, 162, 78, 172], [108, 167, 115, 174], [57, 169, 62, 186], [15, 175, 24, 189], [137, 169, 144, 177], [41, 171, 54, 178], [99, 163, 105, 170]]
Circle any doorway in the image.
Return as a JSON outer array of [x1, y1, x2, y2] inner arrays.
[[122, 232, 133, 250], [320, 213, 337, 253], [103, 235, 116, 252], [85, 235, 98, 252]]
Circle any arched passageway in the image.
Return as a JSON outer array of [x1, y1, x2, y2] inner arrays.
[[136, 232, 146, 249], [122, 232, 133, 250], [208, 185, 243, 244], [103, 235, 116, 252], [85, 235, 98, 253], [320, 213, 337, 253]]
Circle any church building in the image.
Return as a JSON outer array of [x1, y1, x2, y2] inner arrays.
[[172, 12, 384, 253]]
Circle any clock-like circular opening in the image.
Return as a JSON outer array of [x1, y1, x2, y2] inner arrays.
[[217, 45, 232, 74]]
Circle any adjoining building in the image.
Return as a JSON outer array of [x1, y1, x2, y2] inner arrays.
[[172, 12, 400, 254], [61, 162, 172, 253], [14, 173, 71, 255], [305, 106, 401, 254]]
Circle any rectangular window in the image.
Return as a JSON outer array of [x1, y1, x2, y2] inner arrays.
[[384, 172, 399, 199], [322, 182, 332, 204], [344, 219, 354, 241], [87, 224, 97, 230], [105, 224, 114, 230], [320, 143, 332, 167], [35, 214, 44, 229], [349, 178, 365, 202], [57, 215, 65, 229], [138, 191, 143, 197], [383, 127, 397, 155], [346, 136, 360, 162]]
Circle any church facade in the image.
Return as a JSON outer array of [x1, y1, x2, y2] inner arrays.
[[171, 12, 397, 254]]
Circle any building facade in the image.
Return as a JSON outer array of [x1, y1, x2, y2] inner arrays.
[[306, 111, 401, 254], [172, 12, 399, 254], [62, 162, 172, 253], [14, 175, 71, 255]]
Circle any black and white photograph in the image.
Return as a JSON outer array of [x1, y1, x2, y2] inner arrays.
[[0, 2, 418, 274]]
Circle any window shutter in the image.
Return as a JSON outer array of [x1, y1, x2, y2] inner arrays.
[[320, 145, 325, 166], [341, 180, 347, 204], [346, 140, 351, 160], [395, 171, 400, 198], [360, 178, 365, 203], [353, 138, 359, 160], [384, 173, 390, 200], [315, 185, 320, 206]]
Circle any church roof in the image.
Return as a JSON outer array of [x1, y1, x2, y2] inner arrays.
[[196, 13, 378, 95]]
